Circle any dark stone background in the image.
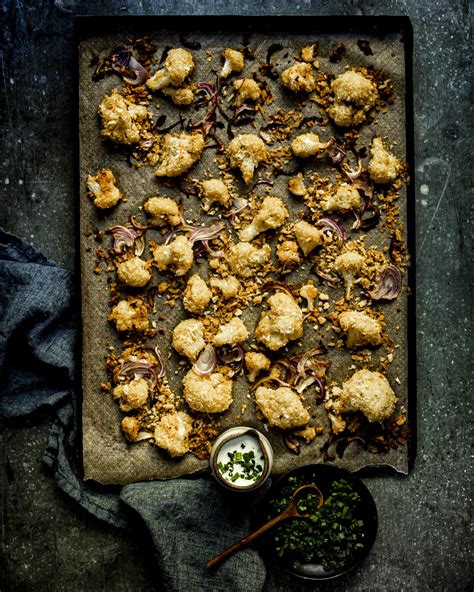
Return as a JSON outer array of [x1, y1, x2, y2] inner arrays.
[[0, 1, 471, 591]]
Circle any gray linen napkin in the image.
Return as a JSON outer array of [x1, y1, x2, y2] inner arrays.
[[0, 227, 267, 591]]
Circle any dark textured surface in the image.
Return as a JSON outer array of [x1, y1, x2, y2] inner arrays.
[[0, 1, 472, 591]]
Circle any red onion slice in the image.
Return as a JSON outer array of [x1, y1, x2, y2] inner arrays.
[[369, 265, 402, 301], [192, 345, 217, 376], [111, 46, 148, 86]]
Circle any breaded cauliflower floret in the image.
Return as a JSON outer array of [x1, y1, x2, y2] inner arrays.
[[240, 197, 288, 242], [200, 178, 232, 210], [294, 220, 324, 256], [327, 369, 397, 423], [153, 411, 193, 457], [147, 48, 194, 91], [255, 386, 310, 429], [183, 369, 233, 413], [99, 89, 150, 145], [108, 299, 149, 332], [368, 137, 400, 184], [277, 240, 301, 267], [121, 415, 141, 442], [300, 283, 318, 311], [162, 86, 195, 106], [339, 310, 382, 349], [152, 235, 194, 277], [227, 242, 271, 278], [210, 276, 241, 299], [183, 274, 211, 314], [288, 172, 307, 197], [301, 45, 316, 63], [281, 61, 316, 93], [291, 133, 330, 158], [113, 378, 149, 413], [322, 183, 361, 213], [213, 317, 249, 347], [334, 251, 365, 300], [255, 292, 304, 351], [86, 168, 122, 209], [233, 78, 261, 105], [245, 352, 271, 383], [116, 257, 151, 288], [227, 134, 267, 184], [172, 319, 206, 362], [328, 70, 378, 128], [220, 48, 244, 79], [154, 132, 205, 177], [143, 196, 181, 227]]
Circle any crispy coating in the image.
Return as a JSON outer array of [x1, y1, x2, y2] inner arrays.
[[277, 240, 301, 267], [213, 317, 249, 347], [328, 70, 378, 127], [334, 251, 365, 300], [220, 48, 244, 78], [339, 310, 382, 349], [227, 242, 271, 278], [327, 369, 397, 423], [183, 274, 212, 314], [280, 61, 316, 93], [294, 220, 324, 256], [154, 132, 205, 177], [108, 299, 149, 332], [368, 137, 400, 184], [288, 172, 307, 196], [147, 48, 194, 90], [227, 134, 267, 184], [121, 415, 141, 442], [143, 196, 181, 227], [255, 386, 310, 429], [233, 78, 261, 105], [99, 89, 149, 145], [162, 86, 195, 105], [113, 378, 149, 413], [200, 178, 232, 210], [322, 183, 362, 213], [152, 235, 194, 276], [245, 352, 271, 383], [240, 197, 288, 242], [153, 411, 193, 457], [86, 168, 122, 209], [116, 257, 151, 287], [172, 319, 206, 362], [255, 292, 304, 350], [183, 369, 233, 413], [210, 276, 241, 299], [291, 133, 330, 158]]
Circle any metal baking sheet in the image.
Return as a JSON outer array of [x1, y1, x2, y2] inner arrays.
[[77, 16, 415, 485]]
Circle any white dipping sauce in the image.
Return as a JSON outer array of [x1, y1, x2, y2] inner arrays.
[[216, 433, 265, 487]]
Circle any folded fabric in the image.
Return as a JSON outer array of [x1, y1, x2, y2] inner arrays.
[[0, 227, 267, 591]]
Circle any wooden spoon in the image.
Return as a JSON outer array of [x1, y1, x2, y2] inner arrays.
[[207, 483, 324, 569]]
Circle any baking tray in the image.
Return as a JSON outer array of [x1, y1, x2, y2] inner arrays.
[[75, 16, 415, 484]]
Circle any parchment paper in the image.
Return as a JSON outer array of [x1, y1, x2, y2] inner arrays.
[[79, 23, 411, 484]]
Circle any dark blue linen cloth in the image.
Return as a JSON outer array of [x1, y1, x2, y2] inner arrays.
[[0, 227, 266, 592]]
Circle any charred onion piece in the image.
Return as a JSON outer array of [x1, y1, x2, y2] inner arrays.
[[369, 265, 402, 301], [115, 359, 159, 386], [111, 45, 148, 86], [188, 221, 226, 245], [216, 345, 244, 377], [316, 217, 345, 246], [153, 347, 167, 380], [250, 375, 290, 393], [284, 434, 301, 455], [192, 345, 217, 376]]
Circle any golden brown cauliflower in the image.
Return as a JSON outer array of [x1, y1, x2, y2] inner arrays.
[[153, 411, 193, 457], [227, 242, 271, 278], [108, 299, 149, 332], [339, 310, 382, 349], [86, 168, 122, 209], [116, 257, 151, 288], [172, 319, 206, 362], [368, 137, 400, 184], [147, 48, 194, 90], [220, 48, 244, 79], [294, 220, 324, 256], [277, 240, 301, 267], [240, 197, 288, 242], [121, 415, 141, 442], [183, 274, 211, 314], [255, 292, 304, 351], [152, 236, 194, 276], [210, 276, 241, 300], [233, 78, 261, 105], [143, 196, 181, 227], [327, 369, 398, 423], [288, 173, 307, 197], [334, 251, 365, 300], [227, 134, 267, 184], [200, 178, 232, 210], [328, 70, 378, 127], [113, 378, 149, 413], [299, 283, 318, 311], [245, 352, 271, 383], [183, 369, 233, 413], [255, 386, 310, 429], [154, 133, 205, 177], [213, 317, 249, 347], [99, 89, 150, 145], [301, 45, 316, 63], [291, 133, 331, 158], [322, 183, 362, 213], [280, 61, 316, 93], [162, 86, 195, 106]]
